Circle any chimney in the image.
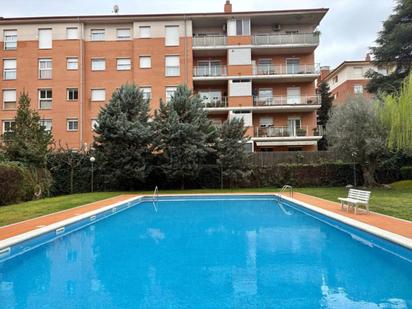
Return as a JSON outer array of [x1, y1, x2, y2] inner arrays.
[[365, 53, 371, 61], [319, 66, 330, 81], [224, 1, 232, 13]]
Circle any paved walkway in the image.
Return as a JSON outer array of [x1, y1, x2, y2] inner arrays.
[[0, 195, 137, 240], [1, 192, 411, 241], [285, 192, 412, 239]]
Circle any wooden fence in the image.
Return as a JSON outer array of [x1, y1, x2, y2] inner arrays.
[[249, 151, 342, 166]]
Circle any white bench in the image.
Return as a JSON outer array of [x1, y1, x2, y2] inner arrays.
[[338, 189, 371, 214]]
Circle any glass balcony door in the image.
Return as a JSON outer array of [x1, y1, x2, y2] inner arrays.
[[287, 87, 301, 104], [197, 60, 222, 77], [288, 118, 301, 136], [286, 58, 300, 74]]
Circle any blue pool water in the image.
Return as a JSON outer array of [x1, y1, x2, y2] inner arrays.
[[0, 196, 411, 308]]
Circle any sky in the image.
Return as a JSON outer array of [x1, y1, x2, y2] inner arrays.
[[0, 0, 395, 68]]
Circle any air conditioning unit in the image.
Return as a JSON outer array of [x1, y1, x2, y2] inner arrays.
[[273, 24, 281, 31]]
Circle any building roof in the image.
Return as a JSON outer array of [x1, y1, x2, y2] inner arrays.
[[323, 60, 372, 81], [0, 8, 328, 25]]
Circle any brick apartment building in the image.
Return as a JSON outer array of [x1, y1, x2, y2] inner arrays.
[[319, 54, 391, 105], [0, 1, 327, 152]]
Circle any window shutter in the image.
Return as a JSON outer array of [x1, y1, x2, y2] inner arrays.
[[165, 26, 179, 46], [39, 29, 52, 49]]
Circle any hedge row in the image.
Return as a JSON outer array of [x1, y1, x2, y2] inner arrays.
[[0, 162, 52, 206]]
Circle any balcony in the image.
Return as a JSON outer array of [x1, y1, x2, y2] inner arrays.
[[253, 95, 320, 106], [193, 35, 227, 47], [252, 32, 319, 46], [254, 126, 321, 138], [201, 97, 228, 108], [253, 64, 318, 75], [193, 65, 227, 77]]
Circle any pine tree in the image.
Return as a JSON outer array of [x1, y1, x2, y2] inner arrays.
[[216, 118, 250, 188], [94, 84, 152, 189], [317, 81, 333, 150], [152, 85, 216, 189], [3, 92, 53, 167], [367, 0, 412, 94]]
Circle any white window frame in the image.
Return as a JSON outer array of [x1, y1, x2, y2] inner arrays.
[[165, 55, 180, 77], [66, 119, 79, 131], [67, 88, 79, 101], [165, 26, 179, 46], [139, 56, 151, 69], [38, 89, 53, 110], [2, 120, 16, 133], [90, 29, 105, 41], [140, 87, 152, 100], [67, 57, 79, 70], [139, 26, 151, 38], [3, 30, 17, 50], [354, 84, 364, 94], [235, 19, 251, 36], [116, 28, 131, 40], [38, 28, 52, 49], [3, 59, 16, 80], [91, 89, 106, 102], [66, 27, 79, 40], [91, 58, 106, 71], [165, 87, 177, 103], [116, 58, 131, 71], [3, 89, 17, 110], [259, 116, 273, 127], [39, 119, 52, 131], [38, 58, 52, 79]]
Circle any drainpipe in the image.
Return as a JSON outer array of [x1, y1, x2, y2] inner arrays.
[[79, 18, 84, 149], [183, 14, 188, 85]]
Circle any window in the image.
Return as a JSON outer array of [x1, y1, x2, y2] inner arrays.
[[2, 120, 15, 133], [117, 58, 131, 71], [3, 89, 16, 110], [91, 89, 106, 101], [66, 27, 78, 39], [257, 88, 273, 104], [259, 116, 273, 127], [235, 19, 250, 36], [3, 59, 16, 80], [91, 59, 105, 71], [354, 84, 364, 94], [165, 87, 177, 103], [4, 30, 17, 50], [353, 66, 363, 78], [39, 89, 52, 109], [116, 28, 131, 40], [165, 26, 179, 46], [286, 58, 300, 74], [165, 56, 180, 76], [67, 88, 78, 101], [140, 87, 151, 100], [139, 56, 151, 69], [139, 26, 151, 38], [91, 119, 98, 131], [38, 29, 52, 49], [334, 75, 339, 83], [91, 29, 105, 41], [40, 119, 52, 131], [38, 58, 52, 79], [67, 57, 78, 70], [229, 110, 252, 126], [67, 119, 78, 131]]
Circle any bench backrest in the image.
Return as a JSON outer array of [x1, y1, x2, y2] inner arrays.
[[348, 189, 371, 202]]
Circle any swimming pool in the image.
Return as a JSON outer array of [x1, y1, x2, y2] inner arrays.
[[0, 195, 411, 308]]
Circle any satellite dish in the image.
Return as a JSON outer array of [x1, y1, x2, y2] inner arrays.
[[113, 5, 119, 14]]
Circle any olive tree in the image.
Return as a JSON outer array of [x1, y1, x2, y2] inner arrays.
[[326, 96, 388, 187]]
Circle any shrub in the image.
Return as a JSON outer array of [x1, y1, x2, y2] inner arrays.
[[400, 166, 412, 180]]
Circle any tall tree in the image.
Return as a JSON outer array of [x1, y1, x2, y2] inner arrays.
[[382, 72, 412, 152], [326, 96, 388, 187], [215, 118, 250, 188], [152, 85, 216, 188], [366, 0, 412, 94], [94, 84, 152, 189], [317, 81, 333, 150], [3, 92, 53, 167]]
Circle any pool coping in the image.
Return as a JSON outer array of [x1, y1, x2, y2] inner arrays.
[[0, 193, 411, 254]]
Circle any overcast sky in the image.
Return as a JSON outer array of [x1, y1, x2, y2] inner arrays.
[[0, 0, 395, 68]]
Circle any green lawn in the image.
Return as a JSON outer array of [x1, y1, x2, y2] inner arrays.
[[1, 181, 411, 227]]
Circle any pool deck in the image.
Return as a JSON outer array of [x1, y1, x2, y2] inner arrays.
[[0, 192, 411, 242]]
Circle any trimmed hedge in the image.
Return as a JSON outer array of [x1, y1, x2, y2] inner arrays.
[[400, 166, 412, 180], [0, 162, 52, 206]]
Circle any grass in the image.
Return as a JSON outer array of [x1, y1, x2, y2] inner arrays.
[[0, 181, 411, 227]]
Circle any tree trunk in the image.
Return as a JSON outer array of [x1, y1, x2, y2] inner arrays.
[[361, 158, 378, 187]]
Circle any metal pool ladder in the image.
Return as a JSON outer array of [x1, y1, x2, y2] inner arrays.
[[280, 185, 293, 197], [152, 186, 159, 212], [276, 185, 293, 216]]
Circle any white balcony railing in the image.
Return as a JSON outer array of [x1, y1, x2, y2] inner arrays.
[[252, 32, 320, 46], [253, 95, 320, 106], [253, 64, 319, 75], [193, 35, 227, 47], [255, 126, 310, 138], [201, 97, 228, 108], [193, 65, 227, 77]]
